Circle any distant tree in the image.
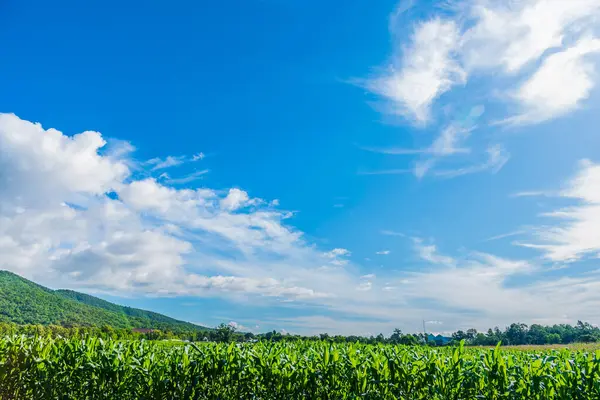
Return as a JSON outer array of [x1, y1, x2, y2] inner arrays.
[[466, 329, 478, 341], [215, 323, 236, 343], [452, 330, 468, 342], [400, 334, 421, 346], [505, 323, 528, 345], [389, 329, 403, 344], [547, 333, 561, 344], [527, 324, 548, 345], [471, 333, 488, 346]]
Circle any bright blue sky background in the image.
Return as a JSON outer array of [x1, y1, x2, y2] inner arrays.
[[2, 0, 600, 335]]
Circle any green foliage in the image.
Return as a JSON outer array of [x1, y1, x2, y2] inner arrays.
[[460, 321, 600, 347], [0, 271, 208, 334], [2, 336, 600, 399], [214, 323, 236, 343], [56, 288, 203, 333]]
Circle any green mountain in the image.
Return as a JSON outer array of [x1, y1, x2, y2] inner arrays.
[[0, 270, 208, 332]]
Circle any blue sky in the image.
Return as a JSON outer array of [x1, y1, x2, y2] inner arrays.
[[2, 0, 600, 336]]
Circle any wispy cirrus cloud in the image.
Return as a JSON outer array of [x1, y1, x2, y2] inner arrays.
[[192, 152, 205, 161], [518, 159, 600, 263], [412, 238, 456, 266], [145, 151, 207, 171], [504, 37, 600, 125], [162, 169, 210, 185], [483, 230, 526, 243], [366, 18, 465, 124], [432, 144, 510, 178], [357, 168, 410, 176], [381, 230, 406, 237], [361, 0, 600, 179]]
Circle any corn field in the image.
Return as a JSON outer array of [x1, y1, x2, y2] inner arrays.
[[2, 336, 600, 399]]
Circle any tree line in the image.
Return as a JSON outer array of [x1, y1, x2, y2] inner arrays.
[[1, 320, 598, 346]]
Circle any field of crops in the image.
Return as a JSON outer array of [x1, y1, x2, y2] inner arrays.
[[2, 336, 600, 399]]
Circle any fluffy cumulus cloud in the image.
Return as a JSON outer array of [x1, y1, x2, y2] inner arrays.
[[0, 113, 333, 300], [363, 0, 600, 178], [0, 113, 128, 205], [220, 188, 250, 211]]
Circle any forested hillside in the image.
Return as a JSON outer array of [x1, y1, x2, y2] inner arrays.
[[0, 271, 207, 333], [56, 289, 204, 332]]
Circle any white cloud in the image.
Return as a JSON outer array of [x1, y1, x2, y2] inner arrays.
[[164, 169, 210, 185], [0, 114, 332, 301], [192, 152, 205, 161], [376, 250, 391, 255], [359, 105, 493, 179], [462, 0, 600, 73], [0, 113, 128, 207], [360, 274, 376, 279], [511, 191, 553, 198], [520, 159, 600, 262], [220, 188, 250, 211], [360, 121, 476, 158], [147, 155, 186, 170], [507, 37, 600, 124], [433, 144, 509, 178], [428, 125, 473, 156], [147, 151, 207, 172], [363, 0, 600, 179], [483, 230, 526, 242], [184, 275, 331, 299], [322, 248, 351, 267], [370, 0, 600, 124], [324, 248, 350, 258], [227, 321, 261, 332], [357, 169, 410, 176], [359, 119, 478, 156], [413, 238, 455, 266], [367, 18, 465, 124], [380, 230, 405, 237]]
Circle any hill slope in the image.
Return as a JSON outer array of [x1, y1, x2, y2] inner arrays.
[[0, 271, 207, 332], [56, 289, 204, 332]]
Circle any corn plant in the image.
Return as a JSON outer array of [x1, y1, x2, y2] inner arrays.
[[1, 335, 600, 399]]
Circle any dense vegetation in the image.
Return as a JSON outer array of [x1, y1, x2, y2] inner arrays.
[[450, 321, 600, 346], [207, 321, 600, 347], [0, 271, 207, 334], [2, 336, 600, 399]]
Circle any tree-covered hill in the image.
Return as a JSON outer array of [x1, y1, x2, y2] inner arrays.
[[0, 270, 208, 333], [56, 289, 204, 332]]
